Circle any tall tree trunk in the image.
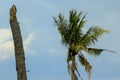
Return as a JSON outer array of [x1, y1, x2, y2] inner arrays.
[[9, 5, 27, 80]]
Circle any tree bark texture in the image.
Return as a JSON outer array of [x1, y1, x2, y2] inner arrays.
[[9, 5, 27, 80]]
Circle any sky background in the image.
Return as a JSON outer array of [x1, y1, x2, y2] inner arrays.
[[0, 0, 120, 80]]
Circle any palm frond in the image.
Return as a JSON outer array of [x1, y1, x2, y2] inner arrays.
[[54, 14, 70, 45], [71, 70, 78, 80], [87, 48, 104, 56], [87, 48, 116, 56], [69, 10, 80, 25], [68, 10, 83, 44], [80, 26, 109, 46], [69, 10, 86, 44], [67, 49, 83, 80], [75, 44, 87, 52], [77, 12, 87, 30], [78, 53, 92, 80], [71, 54, 83, 80], [67, 49, 72, 74], [103, 49, 117, 53]]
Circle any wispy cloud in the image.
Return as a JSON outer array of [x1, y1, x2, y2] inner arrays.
[[24, 33, 34, 46], [0, 28, 35, 61], [0, 29, 12, 43], [0, 29, 13, 60], [23, 33, 36, 55]]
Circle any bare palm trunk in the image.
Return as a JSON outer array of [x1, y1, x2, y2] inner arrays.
[[9, 5, 27, 80]]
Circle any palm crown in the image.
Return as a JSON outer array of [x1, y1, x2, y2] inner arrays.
[[54, 10, 109, 80]]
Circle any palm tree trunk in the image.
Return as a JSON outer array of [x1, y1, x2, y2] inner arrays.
[[9, 5, 27, 80]]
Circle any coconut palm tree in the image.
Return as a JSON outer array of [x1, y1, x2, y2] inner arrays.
[[54, 10, 111, 80], [9, 5, 27, 80]]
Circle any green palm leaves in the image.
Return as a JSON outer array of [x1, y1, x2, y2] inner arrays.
[[54, 10, 109, 80], [81, 27, 109, 46]]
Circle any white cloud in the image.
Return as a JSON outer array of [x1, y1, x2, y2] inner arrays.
[[0, 29, 13, 60], [0, 28, 34, 61], [23, 33, 35, 55], [0, 29, 12, 43], [24, 33, 34, 46]]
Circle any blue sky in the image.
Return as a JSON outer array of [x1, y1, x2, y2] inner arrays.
[[0, 0, 120, 80]]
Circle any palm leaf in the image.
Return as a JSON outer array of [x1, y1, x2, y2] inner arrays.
[[54, 14, 70, 45], [67, 49, 83, 80], [87, 48, 116, 56], [87, 48, 104, 56], [71, 54, 83, 80], [75, 43, 87, 52], [69, 10, 86, 44], [80, 26, 109, 46], [78, 53, 92, 80], [67, 49, 72, 74], [71, 70, 78, 80], [77, 12, 87, 30], [103, 49, 117, 53]]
